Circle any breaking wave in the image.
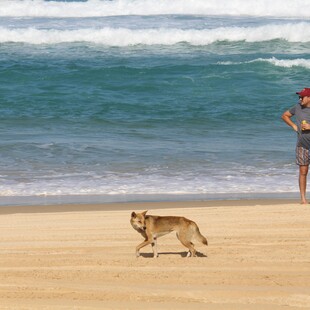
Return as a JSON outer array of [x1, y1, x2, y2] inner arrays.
[[219, 57, 310, 69], [0, 23, 309, 45]]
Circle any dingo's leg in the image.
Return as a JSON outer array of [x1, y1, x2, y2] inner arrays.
[[151, 237, 159, 258], [184, 242, 196, 257], [178, 233, 196, 257], [136, 239, 153, 257]]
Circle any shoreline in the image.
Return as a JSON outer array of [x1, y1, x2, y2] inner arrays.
[[0, 191, 300, 208], [0, 197, 300, 215]]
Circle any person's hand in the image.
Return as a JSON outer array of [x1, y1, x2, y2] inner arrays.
[[301, 122, 310, 131]]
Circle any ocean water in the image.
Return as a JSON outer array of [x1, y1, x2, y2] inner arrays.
[[0, 0, 310, 205]]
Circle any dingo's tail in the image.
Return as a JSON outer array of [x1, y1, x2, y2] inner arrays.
[[201, 234, 208, 246], [196, 228, 208, 246]]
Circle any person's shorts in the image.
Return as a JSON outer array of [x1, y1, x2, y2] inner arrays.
[[296, 146, 310, 165]]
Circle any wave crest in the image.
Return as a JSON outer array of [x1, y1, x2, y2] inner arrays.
[[219, 57, 310, 69], [1, 23, 309, 45]]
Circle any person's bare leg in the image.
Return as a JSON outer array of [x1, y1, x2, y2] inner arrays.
[[299, 165, 309, 204]]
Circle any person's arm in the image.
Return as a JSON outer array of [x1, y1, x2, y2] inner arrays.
[[282, 110, 298, 132]]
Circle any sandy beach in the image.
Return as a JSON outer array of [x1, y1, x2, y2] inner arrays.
[[0, 200, 309, 309]]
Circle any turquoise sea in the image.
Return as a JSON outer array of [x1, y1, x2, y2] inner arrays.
[[0, 0, 310, 205]]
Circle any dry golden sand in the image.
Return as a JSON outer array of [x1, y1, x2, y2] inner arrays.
[[0, 200, 309, 309]]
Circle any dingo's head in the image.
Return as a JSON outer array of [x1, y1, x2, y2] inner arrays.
[[130, 210, 148, 232]]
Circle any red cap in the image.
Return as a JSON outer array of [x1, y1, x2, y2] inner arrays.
[[296, 88, 310, 97]]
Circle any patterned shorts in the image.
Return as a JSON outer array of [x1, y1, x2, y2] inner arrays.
[[296, 146, 310, 166]]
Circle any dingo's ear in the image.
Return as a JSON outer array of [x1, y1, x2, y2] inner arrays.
[[142, 210, 148, 217], [131, 212, 137, 218]]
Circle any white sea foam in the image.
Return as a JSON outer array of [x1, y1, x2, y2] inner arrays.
[[0, 23, 309, 45], [219, 57, 310, 69], [0, 0, 309, 18], [258, 58, 310, 69], [0, 172, 298, 198]]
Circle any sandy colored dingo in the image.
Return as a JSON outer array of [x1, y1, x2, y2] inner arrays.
[[130, 210, 208, 258]]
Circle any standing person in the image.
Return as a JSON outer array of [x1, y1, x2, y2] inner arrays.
[[282, 88, 310, 204]]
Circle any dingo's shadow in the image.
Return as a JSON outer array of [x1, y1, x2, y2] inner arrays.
[[140, 251, 207, 258]]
